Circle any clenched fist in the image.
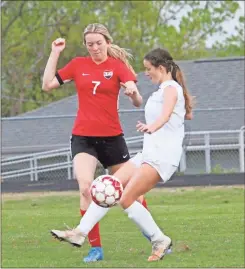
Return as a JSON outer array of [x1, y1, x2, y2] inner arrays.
[[52, 38, 66, 53]]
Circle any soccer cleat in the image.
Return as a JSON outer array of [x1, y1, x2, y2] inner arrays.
[[148, 235, 172, 261], [142, 231, 172, 254], [50, 226, 85, 247], [83, 247, 104, 263]]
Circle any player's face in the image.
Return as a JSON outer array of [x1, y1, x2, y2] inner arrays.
[[85, 33, 109, 62], [143, 59, 164, 84]]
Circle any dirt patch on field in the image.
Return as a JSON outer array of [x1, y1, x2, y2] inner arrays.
[[152, 184, 245, 192], [1, 191, 80, 201], [2, 185, 244, 201]]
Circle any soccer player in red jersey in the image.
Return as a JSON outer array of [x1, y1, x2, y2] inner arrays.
[[42, 23, 149, 262], [50, 47, 194, 263]]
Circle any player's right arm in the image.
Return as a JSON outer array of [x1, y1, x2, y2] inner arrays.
[[42, 38, 66, 91]]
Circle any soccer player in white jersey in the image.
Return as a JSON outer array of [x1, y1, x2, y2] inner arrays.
[[51, 48, 194, 262]]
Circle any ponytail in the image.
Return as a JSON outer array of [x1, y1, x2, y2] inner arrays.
[[107, 44, 136, 76], [175, 68, 194, 115]]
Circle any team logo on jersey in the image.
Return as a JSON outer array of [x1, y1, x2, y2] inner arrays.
[[103, 70, 113, 80]]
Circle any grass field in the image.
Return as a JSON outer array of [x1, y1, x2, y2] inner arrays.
[[2, 186, 244, 268]]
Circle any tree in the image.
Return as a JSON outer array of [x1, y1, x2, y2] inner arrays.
[[211, 15, 245, 57], [1, 0, 243, 116], [1, 1, 102, 116]]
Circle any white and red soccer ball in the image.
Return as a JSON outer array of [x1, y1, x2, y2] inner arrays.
[[90, 175, 123, 208]]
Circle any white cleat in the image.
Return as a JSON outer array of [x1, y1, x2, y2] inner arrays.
[[51, 227, 85, 247], [148, 235, 172, 262]]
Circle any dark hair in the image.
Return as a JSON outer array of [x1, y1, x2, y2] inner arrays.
[[144, 48, 193, 114]]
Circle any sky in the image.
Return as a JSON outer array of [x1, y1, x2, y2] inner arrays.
[[206, 1, 244, 47], [169, 1, 244, 48]]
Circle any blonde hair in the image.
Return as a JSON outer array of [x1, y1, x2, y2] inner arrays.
[[83, 23, 136, 75]]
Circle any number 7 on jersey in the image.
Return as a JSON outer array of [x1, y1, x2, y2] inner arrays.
[[92, 81, 101, 95]]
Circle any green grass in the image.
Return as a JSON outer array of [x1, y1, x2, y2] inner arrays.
[[2, 186, 244, 268]]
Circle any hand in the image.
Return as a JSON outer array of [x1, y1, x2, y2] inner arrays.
[[120, 82, 126, 89], [120, 82, 142, 107], [121, 84, 137, 97], [52, 38, 66, 53], [136, 121, 155, 134], [185, 112, 193, 120]]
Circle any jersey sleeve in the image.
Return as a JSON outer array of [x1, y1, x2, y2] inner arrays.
[[56, 58, 76, 85], [117, 61, 137, 83]]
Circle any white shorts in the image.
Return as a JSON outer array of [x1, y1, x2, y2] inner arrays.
[[130, 152, 177, 183]]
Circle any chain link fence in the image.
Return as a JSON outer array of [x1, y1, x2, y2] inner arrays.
[[1, 109, 244, 182]]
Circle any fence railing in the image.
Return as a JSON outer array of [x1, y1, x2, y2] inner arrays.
[[2, 107, 245, 121], [1, 128, 244, 181]]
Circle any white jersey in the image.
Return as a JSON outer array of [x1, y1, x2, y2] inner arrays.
[[142, 80, 186, 167]]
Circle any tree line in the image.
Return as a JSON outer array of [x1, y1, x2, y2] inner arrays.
[[2, 1, 244, 116]]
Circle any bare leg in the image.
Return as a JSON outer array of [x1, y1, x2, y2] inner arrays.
[[120, 163, 160, 209], [73, 153, 97, 210]]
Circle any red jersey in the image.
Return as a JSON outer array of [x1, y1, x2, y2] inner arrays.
[[57, 57, 136, 136]]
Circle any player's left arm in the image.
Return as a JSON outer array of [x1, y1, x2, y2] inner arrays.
[[121, 81, 143, 107], [137, 86, 177, 134], [117, 61, 143, 107], [150, 86, 177, 132]]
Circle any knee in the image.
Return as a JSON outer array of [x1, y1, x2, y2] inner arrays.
[[120, 193, 130, 210]]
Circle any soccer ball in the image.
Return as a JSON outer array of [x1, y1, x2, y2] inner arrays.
[[90, 175, 123, 208]]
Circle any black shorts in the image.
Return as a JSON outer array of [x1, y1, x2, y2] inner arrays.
[[70, 134, 130, 169]]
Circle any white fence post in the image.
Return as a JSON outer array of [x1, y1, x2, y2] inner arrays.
[[179, 151, 186, 172], [33, 157, 38, 181], [30, 159, 34, 181], [67, 154, 72, 180], [204, 133, 211, 173], [239, 128, 244, 172]]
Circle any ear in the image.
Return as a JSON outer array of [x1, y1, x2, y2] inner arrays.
[[159, 65, 166, 73]]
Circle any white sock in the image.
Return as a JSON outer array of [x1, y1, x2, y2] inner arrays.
[[77, 201, 109, 236], [124, 201, 165, 242]]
